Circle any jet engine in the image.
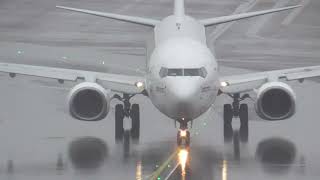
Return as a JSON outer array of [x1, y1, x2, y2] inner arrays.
[[68, 82, 110, 121], [255, 82, 296, 121]]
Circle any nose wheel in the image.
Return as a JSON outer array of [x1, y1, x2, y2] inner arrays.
[[177, 130, 190, 148], [224, 93, 249, 143], [177, 121, 191, 148]]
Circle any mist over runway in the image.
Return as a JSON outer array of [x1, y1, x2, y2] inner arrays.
[[0, 0, 320, 179]]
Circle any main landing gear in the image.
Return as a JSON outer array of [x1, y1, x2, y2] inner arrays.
[[224, 93, 250, 143], [114, 94, 140, 145]]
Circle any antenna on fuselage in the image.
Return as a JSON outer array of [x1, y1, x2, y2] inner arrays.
[[174, 0, 185, 29]]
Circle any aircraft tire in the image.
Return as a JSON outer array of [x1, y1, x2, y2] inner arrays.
[[130, 104, 140, 142], [239, 104, 248, 125], [224, 104, 233, 142], [224, 104, 233, 124], [115, 104, 124, 143], [224, 123, 233, 143], [123, 130, 130, 156], [239, 104, 249, 142]]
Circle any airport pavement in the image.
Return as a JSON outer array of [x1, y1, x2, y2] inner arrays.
[[0, 0, 320, 179]]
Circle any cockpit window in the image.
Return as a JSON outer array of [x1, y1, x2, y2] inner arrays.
[[159, 67, 207, 78], [168, 69, 183, 76], [159, 67, 168, 78], [199, 67, 208, 78], [184, 69, 201, 76]]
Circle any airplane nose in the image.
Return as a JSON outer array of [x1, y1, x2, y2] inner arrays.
[[175, 85, 197, 101], [165, 79, 201, 119], [159, 78, 206, 120], [169, 80, 199, 102]]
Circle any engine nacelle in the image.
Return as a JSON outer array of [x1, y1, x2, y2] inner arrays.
[[68, 82, 110, 121], [255, 82, 296, 121]]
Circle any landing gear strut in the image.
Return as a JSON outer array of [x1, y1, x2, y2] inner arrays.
[[224, 93, 250, 143], [114, 94, 140, 143], [177, 121, 191, 148]]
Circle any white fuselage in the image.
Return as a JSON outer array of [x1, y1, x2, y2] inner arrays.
[[146, 15, 220, 121], [56, 1, 301, 122]]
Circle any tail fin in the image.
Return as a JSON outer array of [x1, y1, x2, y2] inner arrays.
[[200, 5, 301, 27], [174, 0, 185, 18], [56, 6, 160, 27]]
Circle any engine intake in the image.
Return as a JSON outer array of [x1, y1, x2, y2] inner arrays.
[[68, 82, 110, 121], [256, 82, 296, 120]]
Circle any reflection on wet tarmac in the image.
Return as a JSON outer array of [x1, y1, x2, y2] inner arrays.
[[7, 159, 14, 174], [139, 142, 176, 172], [68, 137, 108, 170], [222, 160, 228, 180], [233, 131, 240, 160], [0, 135, 305, 179], [58, 133, 306, 180], [56, 153, 65, 171], [224, 123, 249, 144], [177, 148, 189, 176], [137, 134, 304, 179], [256, 138, 297, 175], [136, 160, 143, 180], [1, 129, 300, 179], [148, 144, 221, 180]]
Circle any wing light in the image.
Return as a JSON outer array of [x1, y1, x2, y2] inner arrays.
[[135, 81, 145, 89], [220, 81, 229, 87]]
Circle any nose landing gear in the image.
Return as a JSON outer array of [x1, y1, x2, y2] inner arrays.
[[177, 122, 191, 148], [224, 93, 250, 143], [177, 129, 190, 148]]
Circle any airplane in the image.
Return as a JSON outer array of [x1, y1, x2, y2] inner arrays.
[[0, 0, 318, 148]]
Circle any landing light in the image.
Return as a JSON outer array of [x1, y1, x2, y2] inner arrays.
[[135, 81, 144, 89], [180, 130, 187, 137], [220, 81, 229, 87]]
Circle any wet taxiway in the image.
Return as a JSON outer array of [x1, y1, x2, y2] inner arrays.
[[0, 0, 320, 179]]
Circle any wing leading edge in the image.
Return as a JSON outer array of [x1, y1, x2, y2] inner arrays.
[[200, 5, 301, 27], [220, 66, 320, 94], [56, 6, 160, 27], [0, 62, 145, 94]]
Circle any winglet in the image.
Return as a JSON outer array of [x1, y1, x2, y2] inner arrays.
[[56, 6, 160, 27], [200, 5, 302, 27]]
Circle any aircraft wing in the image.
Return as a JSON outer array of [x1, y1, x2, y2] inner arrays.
[[56, 6, 159, 27], [200, 5, 301, 27], [0, 62, 145, 94], [220, 65, 320, 94]]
